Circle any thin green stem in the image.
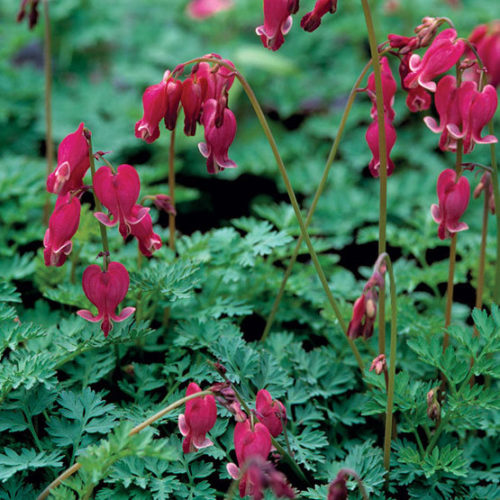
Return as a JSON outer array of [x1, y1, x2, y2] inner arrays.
[[443, 234, 457, 351], [360, 0, 388, 357], [42, 0, 53, 226], [183, 57, 364, 372], [474, 190, 489, 336], [260, 59, 373, 343], [37, 390, 214, 500], [168, 128, 176, 251], [87, 132, 110, 271], [489, 121, 500, 303], [382, 255, 397, 472]]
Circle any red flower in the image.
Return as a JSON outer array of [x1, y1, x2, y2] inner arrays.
[[47, 123, 90, 196], [181, 76, 207, 136], [366, 57, 397, 121], [365, 117, 396, 177], [255, 389, 286, 438], [404, 28, 465, 92], [187, 0, 233, 19], [43, 194, 81, 267], [256, 0, 296, 51], [424, 76, 498, 154], [198, 98, 237, 173], [431, 169, 470, 240], [405, 86, 432, 112], [327, 471, 349, 500], [466, 22, 500, 88], [93, 164, 147, 239], [135, 71, 182, 143], [17, 0, 40, 29], [178, 382, 217, 454], [347, 293, 377, 340], [300, 0, 337, 33], [226, 419, 272, 499], [77, 262, 135, 337], [129, 205, 162, 257]]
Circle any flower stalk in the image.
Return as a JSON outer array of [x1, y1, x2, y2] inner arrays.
[[361, 0, 389, 356], [86, 131, 110, 271], [168, 128, 176, 250], [183, 57, 364, 372], [261, 58, 374, 343]]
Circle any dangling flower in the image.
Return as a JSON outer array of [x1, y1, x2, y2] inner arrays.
[[431, 169, 470, 240], [473, 172, 495, 214], [198, 98, 237, 173], [424, 76, 498, 154], [256, 0, 297, 51], [16, 0, 40, 29], [365, 117, 397, 177], [226, 419, 273, 499], [255, 389, 286, 438], [93, 164, 147, 239], [129, 205, 162, 257], [465, 22, 500, 88], [43, 193, 81, 267], [300, 0, 338, 33], [404, 28, 466, 92], [366, 57, 397, 121], [178, 382, 217, 454], [135, 71, 182, 143], [47, 123, 90, 196], [77, 262, 135, 336]]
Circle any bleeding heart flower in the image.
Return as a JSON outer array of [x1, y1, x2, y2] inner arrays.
[[404, 28, 465, 92], [178, 382, 217, 453], [129, 205, 162, 257], [431, 169, 470, 240], [47, 123, 90, 196], [255, 389, 286, 438], [43, 193, 81, 267], [366, 57, 397, 121], [256, 0, 296, 51], [198, 98, 237, 173], [226, 419, 272, 500], [365, 117, 397, 177], [300, 0, 337, 33], [77, 262, 135, 337], [135, 71, 182, 143], [93, 164, 147, 239], [424, 76, 498, 154]]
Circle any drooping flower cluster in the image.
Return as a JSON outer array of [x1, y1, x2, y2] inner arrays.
[[431, 169, 470, 240], [178, 382, 293, 499], [423, 76, 497, 154], [363, 57, 398, 177], [43, 124, 169, 336], [135, 54, 238, 174], [43, 123, 88, 267], [16, 0, 40, 29], [256, 0, 338, 51]]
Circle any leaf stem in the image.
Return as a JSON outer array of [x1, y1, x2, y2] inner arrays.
[[260, 58, 373, 342], [42, 0, 53, 226], [36, 390, 214, 500], [360, 0, 388, 356], [168, 128, 176, 251]]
